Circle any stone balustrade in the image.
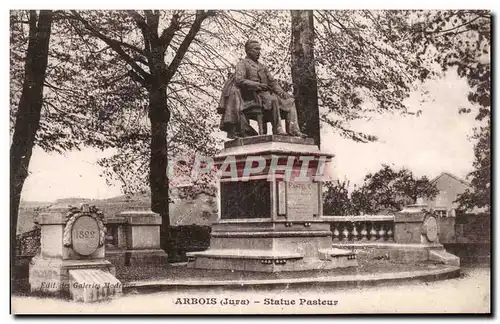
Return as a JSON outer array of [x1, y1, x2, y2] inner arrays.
[[323, 213, 460, 266], [322, 215, 395, 243]]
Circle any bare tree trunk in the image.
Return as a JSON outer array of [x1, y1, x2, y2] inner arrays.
[[10, 10, 53, 272], [143, 11, 210, 254], [148, 85, 170, 252], [291, 10, 320, 147]]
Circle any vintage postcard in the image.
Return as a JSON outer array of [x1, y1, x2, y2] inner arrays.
[[10, 8, 491, 314]]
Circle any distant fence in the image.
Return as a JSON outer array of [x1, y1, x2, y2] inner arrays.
[[15, 227, 40, 257]]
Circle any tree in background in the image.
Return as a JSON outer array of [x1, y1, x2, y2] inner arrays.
[[350, 165, 439, 214], [350, 186, 373, 216], [10, 10, 287, 254], [322, 165, 439, 216], [455, 125, 491, 212], [263, 11, 433, 146], [406, 10, 491, 212], [322, 180, 352, 215], [318, 10, 490, 214]]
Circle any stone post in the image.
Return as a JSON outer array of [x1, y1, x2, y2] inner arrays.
[[105, 210, 168, 266], [29, 204, 121, 302]]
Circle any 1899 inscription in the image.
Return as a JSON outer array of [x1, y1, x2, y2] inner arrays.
[[75, 230, 96, 239], [71, 215, 100, 256]]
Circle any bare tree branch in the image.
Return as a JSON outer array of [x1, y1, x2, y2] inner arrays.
[[159, 12, 181, 49], [126, 10, 151, 56], [69, 10, 151, 81], [163, 10, 215, 84]]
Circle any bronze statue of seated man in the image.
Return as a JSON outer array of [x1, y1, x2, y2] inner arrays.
[[218, 39, 308, 139]]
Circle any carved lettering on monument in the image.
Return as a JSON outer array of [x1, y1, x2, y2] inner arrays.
[[287, 182, 314, 221], [71, 216, 100, 256]]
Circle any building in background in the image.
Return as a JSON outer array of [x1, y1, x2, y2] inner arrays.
[[421, 172, 471, 217]]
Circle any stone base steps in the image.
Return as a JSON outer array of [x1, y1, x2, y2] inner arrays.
[[332, 242, 460, 266], [187, 248, 357, 272], [125, 266, 461, 291]]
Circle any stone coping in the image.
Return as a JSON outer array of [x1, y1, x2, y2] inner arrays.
[[394, 213, 425, 223], [323, 215, 395, 222], [106, 248, 166, 254], [106, 211, 161, 225], [105, 217, 127, 224], [211, 230, 332, 238], [118, 210, 158, 217], [122, 216, 161, 225], [224, 135, 315, 148], [332, 242, 445, 250], [32, 257, 113, 268], [319, 248, 356, 256], [217, 139, 334, 159], [124, 266, 460, 290], [217, 219, 329, 224], [186, 249, 302, 260], [36, 212, 66, 225]]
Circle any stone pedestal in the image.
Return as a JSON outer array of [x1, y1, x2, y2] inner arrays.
[[29, 204, 122, 302], [187, 135, 357, 272], [105, 210, 168, 266]]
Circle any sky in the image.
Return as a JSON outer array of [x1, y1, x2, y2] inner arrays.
[[20, 68, 480, 202], [323, 68, 479, 186]]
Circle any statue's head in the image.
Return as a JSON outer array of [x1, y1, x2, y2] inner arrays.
[[245, 39, 261, 61]]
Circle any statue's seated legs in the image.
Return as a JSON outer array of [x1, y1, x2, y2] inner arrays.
[[243, 108, 287, 136], [242, 105, 305, 137], [242, 106, 265, 135]]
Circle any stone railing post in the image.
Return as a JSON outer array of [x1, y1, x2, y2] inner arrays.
[[393, 212, 429, 244], [105, 210, 168, 266]]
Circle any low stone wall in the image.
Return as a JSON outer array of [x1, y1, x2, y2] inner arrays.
[[15, 222, 211, 264], [443, 243, 490, 265], [16, 213, 488, 266], [455, 213, 490, 244], [438, 217, 456, 244]]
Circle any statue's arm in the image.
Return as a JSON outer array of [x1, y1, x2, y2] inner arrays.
[[234, 61, 262, 90], [266, 67, 286, 96]]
